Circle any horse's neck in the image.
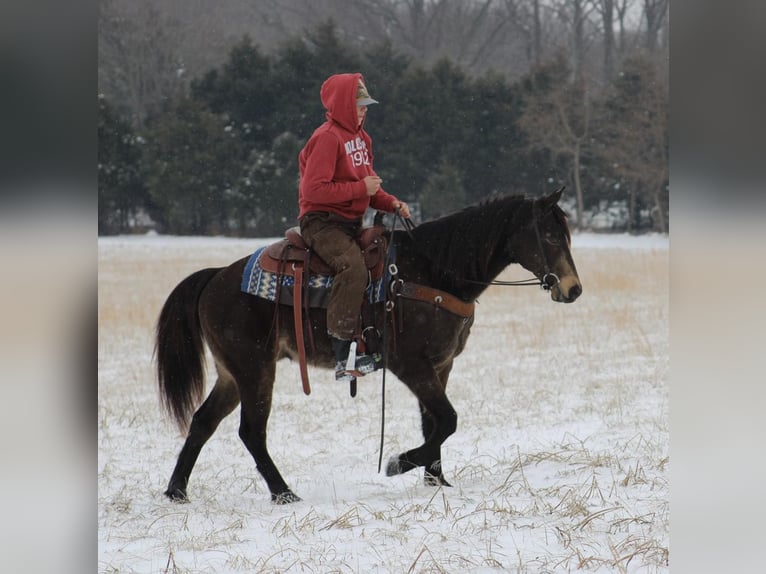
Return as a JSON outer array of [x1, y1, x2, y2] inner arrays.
[[402, 202, 523, 301]]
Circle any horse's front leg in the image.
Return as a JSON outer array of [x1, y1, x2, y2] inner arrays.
[[418, 361, 455, 486], [385, 380, 457, 485], [418, 402, 453, 487]]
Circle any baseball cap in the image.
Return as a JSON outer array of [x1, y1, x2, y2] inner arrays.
[[357, 80, 379, 106]]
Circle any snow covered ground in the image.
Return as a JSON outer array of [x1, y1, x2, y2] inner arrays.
[[98, 232, 668, 573]]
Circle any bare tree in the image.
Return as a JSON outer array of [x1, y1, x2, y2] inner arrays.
[[502, 0, 545, 67], [642, 0, 668, 52], [520, 56, 592, 226], [614, 0, 635, 56], [361, 0, 519, 71], [549, 0, 600, 83], [593, 0, 616, 79], [266, 0, 531, 78], [99, 0, 185, 127]]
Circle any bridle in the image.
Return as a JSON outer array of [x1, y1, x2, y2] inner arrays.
[[391, 204, 560, 292], [530, 201, 561, 292]]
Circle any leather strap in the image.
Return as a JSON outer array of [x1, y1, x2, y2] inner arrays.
[[396, 281, 475, 319], [292, 264, 311, 395]]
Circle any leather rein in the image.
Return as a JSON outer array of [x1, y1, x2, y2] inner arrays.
[[391, 206, 560, 294]]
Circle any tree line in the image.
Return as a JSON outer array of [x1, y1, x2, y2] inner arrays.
[[98, 21, 667, 236]]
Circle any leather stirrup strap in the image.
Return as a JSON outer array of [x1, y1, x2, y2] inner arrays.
[[292, 264, 311, 395], [303, 251, 315, 356], [272, 253, 286, 345]]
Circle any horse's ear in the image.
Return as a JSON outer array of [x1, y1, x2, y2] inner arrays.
[[540, 186, 565, 211]]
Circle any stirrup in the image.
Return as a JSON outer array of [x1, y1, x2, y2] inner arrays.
[[336, 341, 379, 379], [335, 361, 356, 382]]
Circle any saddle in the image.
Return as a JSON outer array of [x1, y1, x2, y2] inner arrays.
[[259, 226, 388, 280], [263, 226, 388, 397]]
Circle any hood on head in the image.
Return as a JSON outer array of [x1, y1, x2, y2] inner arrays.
[[320, 73, 377, 132]]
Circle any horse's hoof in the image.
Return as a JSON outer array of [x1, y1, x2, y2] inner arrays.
[[386, 456, 402, 476], [165, 488, 189, 503], [272, 490, 301, 505], [424, 473, 452, 487]]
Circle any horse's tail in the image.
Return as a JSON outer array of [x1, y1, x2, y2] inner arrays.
[[155, 267, 221, 433]]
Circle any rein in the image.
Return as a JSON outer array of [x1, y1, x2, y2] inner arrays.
[[376, 207, 401, 473], [392, 209, 560, 292]]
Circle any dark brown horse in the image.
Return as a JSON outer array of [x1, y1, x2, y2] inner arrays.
[[156, 188, 581, 504]]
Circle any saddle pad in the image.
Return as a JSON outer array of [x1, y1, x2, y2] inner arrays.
[[241, 246, 388, 306]]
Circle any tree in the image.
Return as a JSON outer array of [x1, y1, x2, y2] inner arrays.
[[519, 55, 591, 226], [233, 132, 302, 236], [191, 37, 277, 148], [614, 0, 637, 56], [460, 71, 528, 198], [599, 56, 668, 232], [594, 0, 617, 80], [642, 0, 668, 53], [549, 0, 599, 83], [143, 98, 244, 234], [98, 0, 186, 127], [501, 0, 545, 68], [419, 160, 466, 220], [98, 95, 147, 234], [270, 21, 364, 141]]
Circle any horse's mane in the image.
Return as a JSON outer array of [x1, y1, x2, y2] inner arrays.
[[409, 194, 530, 285]]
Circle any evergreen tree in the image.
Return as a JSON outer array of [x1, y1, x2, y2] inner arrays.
[[598, 56, 669, 232], [98, 95, 147, 234], [359, 41, 412, 199], [271, 21, 365, 140], [143, 98, 244, 234], [419, 160, 466, 220], [191, 37, 277, 148], [461, 72, 529, 199], [234, 132, 302, 236], [379, 60, 470, 199]]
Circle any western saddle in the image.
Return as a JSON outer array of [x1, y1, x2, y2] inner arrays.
[[259, 226, 388, 396]]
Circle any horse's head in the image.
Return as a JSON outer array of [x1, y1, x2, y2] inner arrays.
[[519, 187, 582, 303]]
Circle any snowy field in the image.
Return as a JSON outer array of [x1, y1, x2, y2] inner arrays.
[[98, 232, 668, 573]]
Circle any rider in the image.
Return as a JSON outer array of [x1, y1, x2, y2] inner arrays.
[[297, 73, 411, 381]]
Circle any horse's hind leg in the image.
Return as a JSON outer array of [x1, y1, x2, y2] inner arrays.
[[165, 375, 240, 502], [237, 362, 300, 504]]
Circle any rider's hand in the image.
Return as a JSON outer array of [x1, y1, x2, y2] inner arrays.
[[363, 176, 382, 196], [393, 201, 411, 219]]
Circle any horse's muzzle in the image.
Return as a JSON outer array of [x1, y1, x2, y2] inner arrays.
[[551, 280, 582, 303]]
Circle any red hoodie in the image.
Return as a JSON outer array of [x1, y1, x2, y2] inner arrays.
[[298, 73, 398, 220]]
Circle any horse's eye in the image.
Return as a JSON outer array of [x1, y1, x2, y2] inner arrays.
[[544, 234, 560, 246]]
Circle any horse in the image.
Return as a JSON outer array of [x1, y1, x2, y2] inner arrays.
[[155, 187, 581, 504]]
